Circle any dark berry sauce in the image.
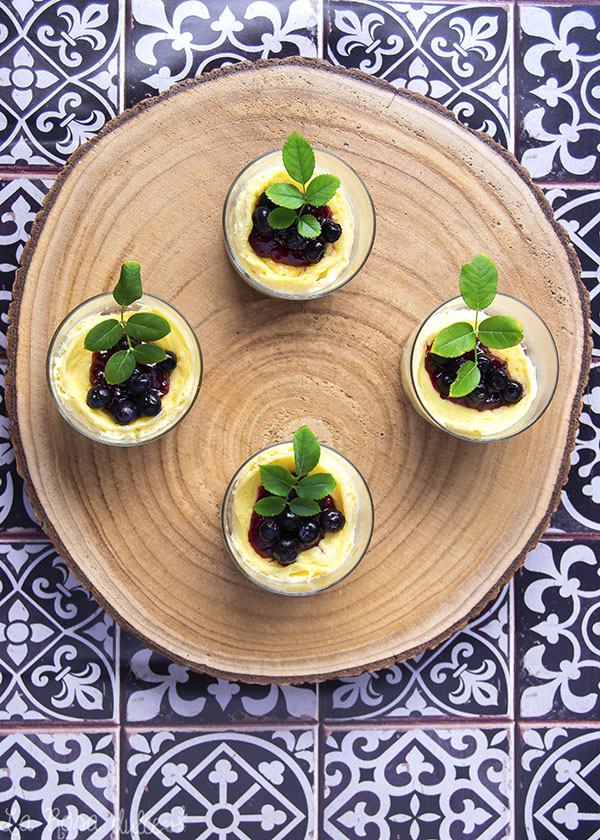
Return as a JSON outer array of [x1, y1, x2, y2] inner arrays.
[[249, 484, 338, 563], [90, 345, 170, 407], [425, 340, 524, 411], [249, 193, 334, 266]]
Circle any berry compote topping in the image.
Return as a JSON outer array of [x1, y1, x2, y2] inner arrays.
[[249, 486, 345, 566], [248, 191, 341, 267], [87, 342, 176, 425], [425, 340, 524, 411]]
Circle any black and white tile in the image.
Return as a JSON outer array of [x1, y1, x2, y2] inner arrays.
[[321, 583, 512, 720], [126, 0, 319, 105], [326, 0, 513, 148], [324, 726, 511, 839], [0, 729, 117, 838], [122, 632, 317, 724], [517, 539, 600, 721], [0, 542, 118, 721], [123, 728, 315, 839], [519, 725, 600, 840], [0, 0, 121, 166], [518, 4, 600, 181]]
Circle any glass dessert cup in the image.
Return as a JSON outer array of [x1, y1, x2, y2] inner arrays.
[[222, 147, 376, 300], [401, 293, 559, 442], [221, 441, 374, 595], [47, 292, 203, 446]]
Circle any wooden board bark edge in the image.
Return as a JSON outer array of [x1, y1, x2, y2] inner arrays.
[[6, 56, 591, 684]]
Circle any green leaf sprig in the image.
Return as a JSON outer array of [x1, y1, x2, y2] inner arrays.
[[431, 254, 523, 398], [253, 426, 337, 518], [265, 133, 340, 239], [83, 261, 171, 385]]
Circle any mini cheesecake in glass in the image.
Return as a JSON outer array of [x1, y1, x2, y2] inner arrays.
[[223, 132, 375, 300], [221, 427, 374, 595], [401, 256, 558, 442], [47, 263, 202, 446]]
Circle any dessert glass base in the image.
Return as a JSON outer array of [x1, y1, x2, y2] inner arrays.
[[222, 147, 375, 300], [221, 441, 374, 595], [401, 293, 559, 442], [47, 292, 202, 446]]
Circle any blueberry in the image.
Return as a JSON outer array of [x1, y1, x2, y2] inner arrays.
[[476, 354, 494, 377], [321, 509, 346, 533], [464, 385, 487, 408], [257, 191, 276, 210], [429, 353, 458, 370], [305, 239, 325, 264], [286, 226, 307, 251], [258, 517, 281, 544], [158, 350, 177, 372], [487, 368, 509, 392], [272, 538, 298, 566], [503, 379, 523, 403], [117, 335, 139, 351], [127, 370, 152, 396], [279, 510, 301, 534], [321, 221, 342, 243], [86, 385, 111, 409], [252, 205, 272, 235], [436, 371, 455, 396], [137, 392, 162, 417], [297, 519, 321, 545], [111, 399, 138, 425]]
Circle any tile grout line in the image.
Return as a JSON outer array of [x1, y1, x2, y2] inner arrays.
[[119, 0, 127, 114]]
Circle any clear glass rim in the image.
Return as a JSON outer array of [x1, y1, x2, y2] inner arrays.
[[222, 146, 376, 301], [46, 292, 203, 446], [408, 293, 560, 442], [220, 440, 374, 595]]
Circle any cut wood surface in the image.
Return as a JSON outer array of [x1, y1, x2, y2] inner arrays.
[[8, 58, 589, 683]]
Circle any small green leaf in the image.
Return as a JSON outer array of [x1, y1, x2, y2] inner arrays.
[[431, 322, 476, 357], [478, 315, 523, 349], [449, 361, 481, 398], [268, 207, 296, 229], [294, 426, 320, 477], [84, 319, 122, 351], [104, 350, 135, 384], [113, 261, 142, 307], [254, 496, 286, 516], [132, 343, 167, 365], [259, 464, 297, 497], [126, 312, 171, 341], [459, 253, 498, 311], [282, 132, 315, 185], [304, 174, 340, 207], [297, 214, 321, 239], [265, 183, 304, 209], [296, 472, 336, 500], [289, 497, 321, 517]]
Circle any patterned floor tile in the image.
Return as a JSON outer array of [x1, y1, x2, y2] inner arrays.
[[126, 0, 319, 105], [324, 726, 511, 839], [326, 0, 512, 148], [0, 729, 117, 838], [517, 539, 600, 721], [518, 5, 600, 181], [321, 583, 511, 721], [0, 0, 122, 166], [518, 725, 600, 840], [549, 358, 600, 533], [121, 632, 317, 724], [0, 542, 118, 721], [122, 728, 315, 839], [0, 177, 53, 298], [0, 363, 42, 531]]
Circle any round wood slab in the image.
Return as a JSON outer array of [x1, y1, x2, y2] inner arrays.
[[8, 58, 589, 683]]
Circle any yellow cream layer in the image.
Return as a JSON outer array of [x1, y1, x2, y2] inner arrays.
[[51, 302, 197, 443], [414, 308, 538, 438], [229, 443, 358, 588], [231, 166, 354, 295]]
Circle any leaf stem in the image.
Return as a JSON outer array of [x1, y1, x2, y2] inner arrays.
[[120, 303, 133, 352]]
